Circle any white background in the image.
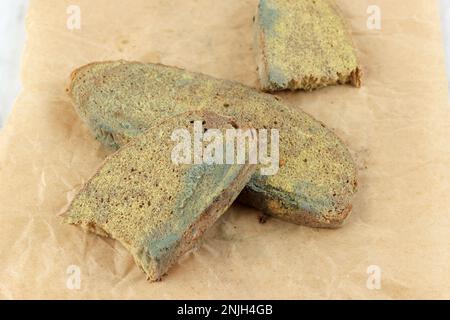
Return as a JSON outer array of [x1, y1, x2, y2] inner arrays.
[[0, 0, 450, 127]]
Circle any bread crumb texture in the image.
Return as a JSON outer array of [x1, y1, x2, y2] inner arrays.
[[255, 0, 361, 91], [63, 111, 254, 281]]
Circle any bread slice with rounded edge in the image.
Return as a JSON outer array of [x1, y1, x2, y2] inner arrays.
[[254, 0, 362, 92], [68, 60, 358, 228], [63, 111, 256, 281]]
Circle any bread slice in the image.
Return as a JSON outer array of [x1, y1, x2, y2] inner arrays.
[[254, 0, 362, 92], [69, 60, 358, 228], [63, 111, 256, 281]]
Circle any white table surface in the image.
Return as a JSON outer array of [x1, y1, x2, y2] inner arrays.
[[0, 0, 449, 127]]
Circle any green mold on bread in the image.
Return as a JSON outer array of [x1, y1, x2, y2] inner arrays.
[[69, 60, 358, 228], [254, 0, 362, 92], [63, 111, 256, 281]]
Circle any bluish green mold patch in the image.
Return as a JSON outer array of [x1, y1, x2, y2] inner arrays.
[[258, 0, 279, 36]]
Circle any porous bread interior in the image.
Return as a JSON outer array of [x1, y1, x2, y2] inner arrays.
[[255, 0, 361, 92], [64, 111, 251, 280]]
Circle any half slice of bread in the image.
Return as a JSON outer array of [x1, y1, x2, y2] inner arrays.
[[254, 0, 362, 91], [63, 111, 255, 281], [69, 60, 357, 228]]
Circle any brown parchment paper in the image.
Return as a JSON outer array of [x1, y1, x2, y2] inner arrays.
[[0, 0, 449, 299]]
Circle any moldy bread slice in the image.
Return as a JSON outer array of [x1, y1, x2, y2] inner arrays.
[[254, 0, 362, 91], [63, 111, 255, 281]]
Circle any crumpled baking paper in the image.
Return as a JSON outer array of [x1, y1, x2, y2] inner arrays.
[[0, 0, 449, 299]]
